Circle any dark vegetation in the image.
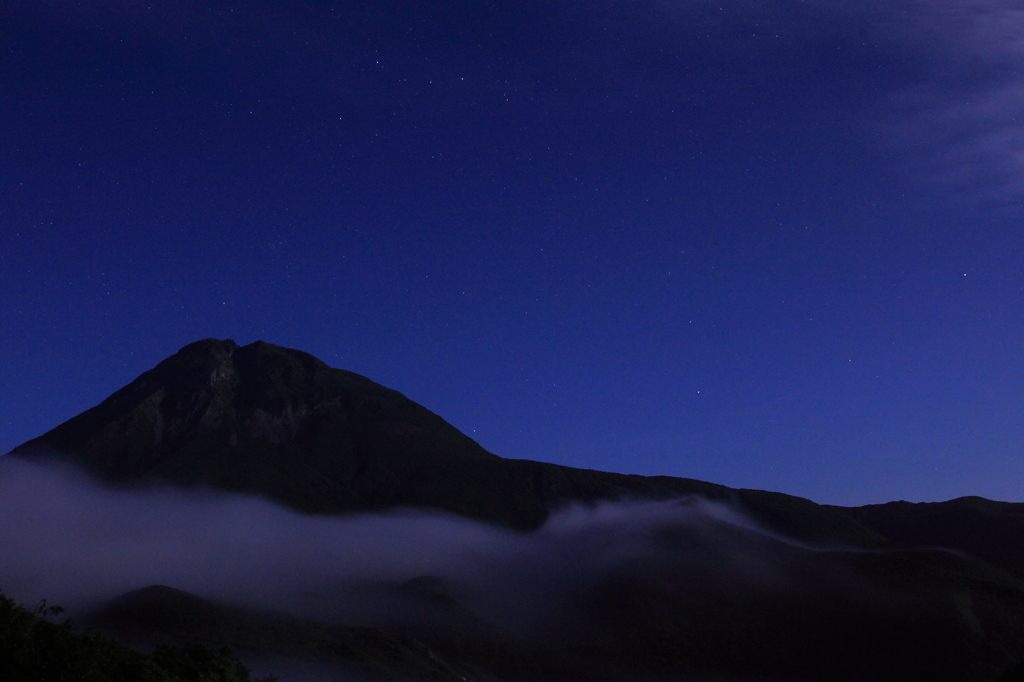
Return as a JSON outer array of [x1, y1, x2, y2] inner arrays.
[[85, 585, 478, 682], [999, 660, 1024, 682], [8, 338, 1024, 680], [0, 588, 270, 682], [72, 549, 1024, 682]]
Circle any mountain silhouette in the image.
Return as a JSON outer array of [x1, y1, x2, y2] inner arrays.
[[8, 339, 1024, 557], [8, 338, 1024, 680], [4, 338, 803, 533]]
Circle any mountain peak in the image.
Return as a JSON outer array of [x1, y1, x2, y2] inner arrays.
[[11, 338, 509, 516], [13, 336, 1022, 576], [9, 339, 878, 537]]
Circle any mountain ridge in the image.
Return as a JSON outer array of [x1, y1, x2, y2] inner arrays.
[[8, 338, 1024, 680], [2, 338, 748, 530], [7, 338, 1024, 566]]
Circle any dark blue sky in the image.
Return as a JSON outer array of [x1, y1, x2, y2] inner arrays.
[[2, 0, 1022, 505]]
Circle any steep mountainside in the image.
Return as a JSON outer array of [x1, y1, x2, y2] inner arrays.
[[5, 339, 843, 538], [8, 339, 1024, 680], [6, 339, 1024, 565]]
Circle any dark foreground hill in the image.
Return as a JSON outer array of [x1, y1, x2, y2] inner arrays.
[[77, 536, 1024, 682], [0, 587, 261, 682], [83, 585, 479, 682], [7, 338, 1024, 680]]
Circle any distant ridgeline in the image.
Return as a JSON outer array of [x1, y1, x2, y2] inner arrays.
[[9, 339, 1024, 681], [8, 339, 1024, 560]]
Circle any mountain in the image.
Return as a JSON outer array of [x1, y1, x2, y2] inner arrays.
[[4, 338, 861, 542], [8, 338, 1024, 680], [9, 339, 1024, 558]]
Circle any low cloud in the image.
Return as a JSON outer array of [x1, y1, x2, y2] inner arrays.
[[0, 457, 1008, 682], [0, 457, 777, 624]]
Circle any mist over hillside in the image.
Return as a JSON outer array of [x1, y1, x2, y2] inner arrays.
[[3, 457, 1024, 681], [5, 340, 1024, 680], [0, 457, 798, 681], [0, 457, 779, 623]]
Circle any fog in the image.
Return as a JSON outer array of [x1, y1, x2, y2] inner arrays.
[[0, 457, 981, 682], [0, 458, 786, 623]]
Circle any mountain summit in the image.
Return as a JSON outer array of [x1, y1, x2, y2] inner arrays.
[[9, 339, 731, 528], [10, 339, 1024, 681], [10, 338, 1024, 564]]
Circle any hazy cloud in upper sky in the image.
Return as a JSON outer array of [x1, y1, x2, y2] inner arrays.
[[872, 0, 1024, 204], [350, 0, 1022, 207], [621, 0, 1024, 205], [7, 0, 1022, 205]]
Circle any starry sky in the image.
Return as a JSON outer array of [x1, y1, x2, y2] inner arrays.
[[2, 0, 1023, 506]]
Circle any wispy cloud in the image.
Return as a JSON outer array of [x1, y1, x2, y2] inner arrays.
[[9, 0, 1023, 204], [891, 81, 1024, 203], [652, 0, 1024, 204], [876, 1, 1024, 204]]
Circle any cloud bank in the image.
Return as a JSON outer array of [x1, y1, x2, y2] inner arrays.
[[0, 457, 1011, 682], [0, 457, 773, 625]]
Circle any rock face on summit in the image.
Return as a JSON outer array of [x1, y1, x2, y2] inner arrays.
[[9, 339, 727, 528]]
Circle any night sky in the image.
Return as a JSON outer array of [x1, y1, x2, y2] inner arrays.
[[2, 0, 1022, 506]]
